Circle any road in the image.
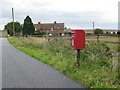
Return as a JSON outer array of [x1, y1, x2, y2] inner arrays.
[[2, 38, 85, 88]]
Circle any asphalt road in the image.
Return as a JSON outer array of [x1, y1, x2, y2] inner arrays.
[[2, 38, 85, 88]]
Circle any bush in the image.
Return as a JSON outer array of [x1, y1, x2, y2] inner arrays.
[[117, 31, 120, 34], [33, 31, 46, 35], [104, 31, 110, 35], [94, 29, 103, 35], [52, 33, 59, 36], [68, 32, 71, 36], [86, 33, 93, 35]]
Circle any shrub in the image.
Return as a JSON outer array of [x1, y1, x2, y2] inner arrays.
[[68, 32, 71, 36], [86, 33, 93, 35], [33, 31, 46, 35], [117, 31, 120, 34], [94, 29, 103, 35]]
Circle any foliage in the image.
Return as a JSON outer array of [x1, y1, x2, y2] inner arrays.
[[23, 16, 35, 36], [94, 29, 103, 35], [104, 31, 110, 35], [33, 31, 46, 35], [86, 36, 118, 42], [64, 27, 67, 29], [52, 33, 59, 36], [86, 33, 93, 35], [117, 31, 120, 34], [8, 37, 118, 88], [68, 32, 71, 36], [113, 32, 116, 34], [4, 22, 22, 36], [94, 29, 103, 42]]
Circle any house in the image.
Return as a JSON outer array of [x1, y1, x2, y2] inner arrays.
[[34, 21, 64, 35]]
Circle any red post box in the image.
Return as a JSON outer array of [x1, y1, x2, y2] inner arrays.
[[71, 30, 85, 49]]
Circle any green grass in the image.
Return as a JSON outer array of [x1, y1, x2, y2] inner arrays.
[[86, 37, 118, 42], [8, 37, 119, 88]]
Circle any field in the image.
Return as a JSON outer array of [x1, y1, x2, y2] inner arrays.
[[0, 30, 8, 37], [86, 36, 118, 42], [8, 37, 119, 88]]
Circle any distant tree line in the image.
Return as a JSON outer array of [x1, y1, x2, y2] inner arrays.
[[4, 16, 120, 37]]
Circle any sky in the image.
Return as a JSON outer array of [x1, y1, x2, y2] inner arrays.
[[0, 0, 119, 30]]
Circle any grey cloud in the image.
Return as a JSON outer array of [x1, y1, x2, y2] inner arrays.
[[0, 0, 13, 7], [1, 6, 117, 29]]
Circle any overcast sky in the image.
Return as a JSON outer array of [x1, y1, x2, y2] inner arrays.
[[0, 0, 119, 30]]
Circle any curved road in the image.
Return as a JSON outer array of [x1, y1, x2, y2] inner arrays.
[[2, 38, 85, 88]]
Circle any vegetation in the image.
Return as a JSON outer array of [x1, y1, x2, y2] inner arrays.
[[86, 36, 118, 42], [0, 30, 8, 37], [68, 32, 71, 36], [94, 29, 103, 35], [4, 22, 22, 36], [33, 31, 46, 36], [86, 33, 93, 35], [117, 31, 120, 34], [94, 29, 103, 42], [8, 37, 118, 88], [23, 16, 35, 37], [104, 31, 110, 35]]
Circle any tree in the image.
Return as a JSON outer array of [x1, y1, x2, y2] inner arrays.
[[64, 27, 67, 29], [117, 31, 120, 34], [23, 16, 35, 37], [106, 31, 109, 34], [4, 22, 22, 36], [94, 29, 103, 42], [94, 28, 103, 34], [113, 32, 115, 34]]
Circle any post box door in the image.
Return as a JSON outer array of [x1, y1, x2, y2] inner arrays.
[[72, 30, 85, 49]]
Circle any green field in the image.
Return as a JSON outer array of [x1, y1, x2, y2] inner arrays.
[[0, 30, 7, 37], [86, 36, 118, 42], [8, 37, 119, 88]]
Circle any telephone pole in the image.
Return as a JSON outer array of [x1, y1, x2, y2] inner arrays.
[[93, 22, 94, 30], [12, 8, 15, 37]]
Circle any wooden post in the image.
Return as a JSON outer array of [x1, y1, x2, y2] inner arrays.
[[77, 49, 80, 66], [97, 34, 99, 42], [12, 8, 15, 37], [93, 22, 94, 31]]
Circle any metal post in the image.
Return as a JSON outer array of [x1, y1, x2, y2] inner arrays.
[[12, 8, 15, 37], [77, 49, 80, 66]]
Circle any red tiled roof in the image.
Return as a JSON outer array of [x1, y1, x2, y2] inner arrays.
[[34, 22, 64, 30]]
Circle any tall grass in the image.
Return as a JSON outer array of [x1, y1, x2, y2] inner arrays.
[[8, 37, 119, 88]]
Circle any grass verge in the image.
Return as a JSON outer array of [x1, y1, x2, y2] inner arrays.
[[8, 37, 119, 88]]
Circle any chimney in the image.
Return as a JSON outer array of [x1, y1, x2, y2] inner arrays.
[[38, 22, 41, 24], [54, 21, 56, 24]]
